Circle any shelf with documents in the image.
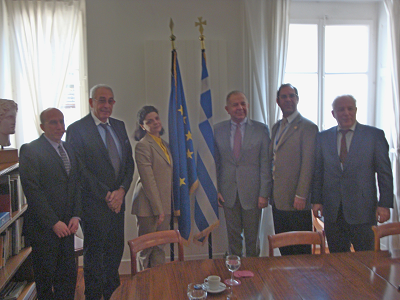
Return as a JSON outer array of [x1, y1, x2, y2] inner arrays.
[[0, 162, 36, 299]]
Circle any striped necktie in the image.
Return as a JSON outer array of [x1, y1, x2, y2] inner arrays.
[[58, 144, 71, 175]]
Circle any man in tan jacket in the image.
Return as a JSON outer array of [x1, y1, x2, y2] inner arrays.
[[270, 83, 318, 255]]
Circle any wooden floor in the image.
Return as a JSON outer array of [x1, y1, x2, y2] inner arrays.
[[74, 268, 131, 300]]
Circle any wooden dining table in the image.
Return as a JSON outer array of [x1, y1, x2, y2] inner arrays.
[[127, 250, 400, 299]]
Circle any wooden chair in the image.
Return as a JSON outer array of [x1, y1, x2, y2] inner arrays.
[[312, 212, 326, 254], [127, 229, 184, 276], [74, 235, 84, 272], [372, 222, 400, 251], [268, 231, 325, 257]]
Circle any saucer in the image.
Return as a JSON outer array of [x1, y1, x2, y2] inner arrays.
[[203, 282, 226, 293]]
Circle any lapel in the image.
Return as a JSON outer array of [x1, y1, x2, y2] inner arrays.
[[39, 134, 68, 176], [109, 118, 126, 163], [85, 114, 114, 165], [342, 123, 362, 172], [144, 134, 172, 166], [239, 119, 254, 161], [275, 113, 302, 151], [220, 121, 234, 161], [326, 127, 343, 174]]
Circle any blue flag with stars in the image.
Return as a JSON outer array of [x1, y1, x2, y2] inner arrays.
[[168, 49, 198, 242]]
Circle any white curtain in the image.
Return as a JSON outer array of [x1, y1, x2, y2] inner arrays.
[[243, 0, 290, 256], [0, 0, 86, 147], [384, 0, 400, 250]]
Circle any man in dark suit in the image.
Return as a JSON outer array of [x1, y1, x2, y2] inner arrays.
[[19, 108, 81, 300], [214, 91, 271, 257], [270, 84, 318, 255], [312, 95, 393, 253], [66, 84, 134, 300]]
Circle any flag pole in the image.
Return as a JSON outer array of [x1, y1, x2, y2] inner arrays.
[[195, 17, 213, 259], [169, 18, 176, 50], [169, 18, 175, 261]]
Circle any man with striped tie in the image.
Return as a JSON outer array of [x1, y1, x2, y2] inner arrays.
[[20, 108, 81, 300]]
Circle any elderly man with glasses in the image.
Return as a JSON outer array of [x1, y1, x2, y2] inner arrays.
[[66, 84, 134, 300]]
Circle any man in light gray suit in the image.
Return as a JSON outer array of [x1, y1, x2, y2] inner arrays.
[[270, 83, 318, 255], [312, 95, 393, 253], [215, 91, 271, 257]]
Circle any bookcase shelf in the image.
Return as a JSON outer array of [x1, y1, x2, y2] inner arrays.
[[0, 204, 27, 235], [0, 163, 35, 299], [0, 246, 31, 291]]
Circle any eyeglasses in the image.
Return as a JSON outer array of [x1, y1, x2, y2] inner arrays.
[[93, 98, 116, 105], [279, 93, 298, 100]]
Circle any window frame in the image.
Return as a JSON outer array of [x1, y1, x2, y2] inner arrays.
[[286, 17, 377, 130]]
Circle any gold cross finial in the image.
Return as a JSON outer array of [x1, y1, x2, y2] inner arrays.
[[169, 18, 176, 50], [195, 17, 207, 50]]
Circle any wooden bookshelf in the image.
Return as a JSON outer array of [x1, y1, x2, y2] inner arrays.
[[0, 163, 35, 299], [0, 204, 27, 235], [0, 247, 31, 291]]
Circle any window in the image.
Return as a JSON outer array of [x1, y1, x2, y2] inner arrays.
[[284, 21, 372, 130], [0, 0, 88, 147]]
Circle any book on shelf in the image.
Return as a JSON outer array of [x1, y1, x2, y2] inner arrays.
[[0, 176, 11, 214], [0, 212, 10, 228], [3, 280, 27, 300], [16, 282, 36, 300]]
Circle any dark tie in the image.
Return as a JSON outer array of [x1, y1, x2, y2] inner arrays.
[[233, 123, 241, 160], [58, 144, 71, 175], [339, 129, 350, 164], [100, 123, 121, 176]]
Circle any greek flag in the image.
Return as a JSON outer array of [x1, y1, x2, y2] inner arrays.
[[168, 49, 198, 242], [193, 49, 219, 245]]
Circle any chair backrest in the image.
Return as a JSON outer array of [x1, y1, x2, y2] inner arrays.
[[372, 222, 400, 251], [127, 229, 184, 276], [268, 231, 325, 257]]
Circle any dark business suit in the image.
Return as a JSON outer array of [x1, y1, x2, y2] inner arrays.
[[66, 114, 134, 299], [19, 134, 81, 300], [312, 123, 393, 252], [214, 119, 271, 257]]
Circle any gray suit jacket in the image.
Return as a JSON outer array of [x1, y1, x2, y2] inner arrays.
[[312, 123, 393, 224], [270, 113, 318, 211], [214, 119, 271, 210], [132, 134, 173, 217]]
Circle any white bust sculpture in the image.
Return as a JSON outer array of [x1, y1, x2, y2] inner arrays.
[[0, 99, 18, 148]]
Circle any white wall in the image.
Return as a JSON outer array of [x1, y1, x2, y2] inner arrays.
[[85, 0, 245, 274]]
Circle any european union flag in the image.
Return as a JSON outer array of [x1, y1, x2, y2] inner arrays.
[[193, 49, 219, 245], [168, 49, 198, 242]]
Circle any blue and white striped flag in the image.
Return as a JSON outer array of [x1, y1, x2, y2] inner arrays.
[[168, 49, 198, 242], [193, 49, 219, 245]]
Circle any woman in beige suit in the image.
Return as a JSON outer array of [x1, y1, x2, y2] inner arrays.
[[131, 106, 173, 271]]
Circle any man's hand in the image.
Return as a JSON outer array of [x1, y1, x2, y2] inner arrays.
[[217, 193, 225, 207], [258, 196, 269, 209], [312, 204, 323, 218], [68, 218, 80, 234], [107, 187, 126, 213], [293, 196, 306, 210], [157, 213, 165, 226], [53, 221, 71, 238], [376, 207, 390, 223]]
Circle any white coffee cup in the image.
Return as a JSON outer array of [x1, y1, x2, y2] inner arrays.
[[204, 275, 221, 290]]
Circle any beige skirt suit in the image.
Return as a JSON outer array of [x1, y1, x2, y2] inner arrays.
[[131, 133, 173, 270]]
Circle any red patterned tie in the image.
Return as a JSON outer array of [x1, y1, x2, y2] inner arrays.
[[233, 123, 241, 160]]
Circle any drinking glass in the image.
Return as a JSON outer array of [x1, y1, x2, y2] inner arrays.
[[225, 255, 241, 286], [187, 283, 207, 300]]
